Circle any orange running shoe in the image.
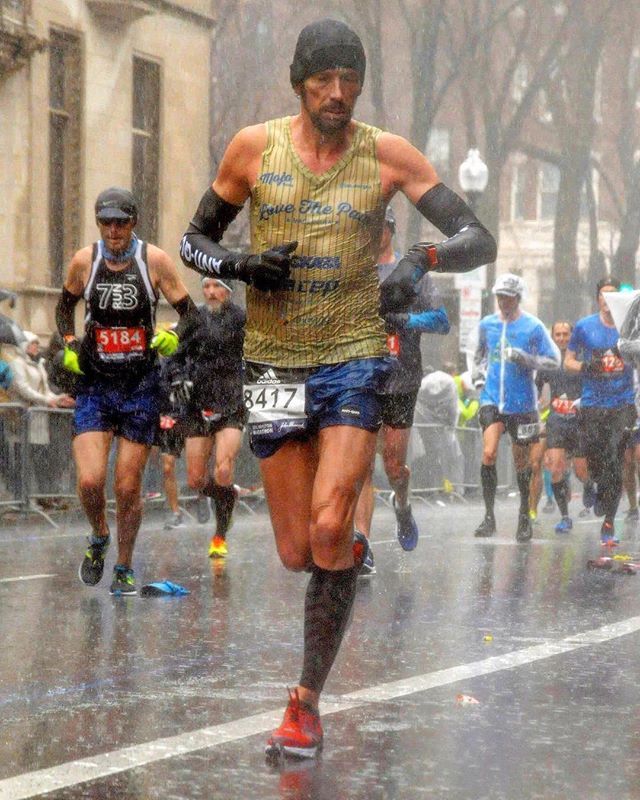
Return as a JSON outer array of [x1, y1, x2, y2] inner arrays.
[[600, 519, 619, 547], [265, 688, 323, 761], [208, 535, 228, 559]]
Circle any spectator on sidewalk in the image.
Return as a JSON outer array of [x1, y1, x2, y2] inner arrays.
[[412, 366, 463, 494], [10, 331, 75, 495]]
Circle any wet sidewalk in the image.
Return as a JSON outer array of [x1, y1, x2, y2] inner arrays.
[[0, 498, 639, 799]]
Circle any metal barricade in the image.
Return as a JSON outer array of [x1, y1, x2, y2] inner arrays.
[[0, 404, 267, 529], [0, 402, 26, 514], [406, 422, 514, 503], [0, 407, 520, 528], [22, 406, 76, 528]]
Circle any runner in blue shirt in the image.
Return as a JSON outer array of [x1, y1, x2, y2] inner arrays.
[[535, 321, 591, 533], [472, 273, 560, 541], [565, 277, 635, 545]]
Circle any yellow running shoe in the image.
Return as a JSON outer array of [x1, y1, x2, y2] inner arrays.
[[528, 509, 537, 522], [208, 535, 228, 559]]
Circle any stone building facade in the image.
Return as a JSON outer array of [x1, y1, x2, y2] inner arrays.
[[0, 0, 214, 338]]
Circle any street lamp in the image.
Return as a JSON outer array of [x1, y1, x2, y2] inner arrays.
[[458, 148, 489, 213], [458, 149, 491, 317]]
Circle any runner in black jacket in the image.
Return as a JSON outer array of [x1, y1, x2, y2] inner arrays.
[[170, 276, 246, 558]]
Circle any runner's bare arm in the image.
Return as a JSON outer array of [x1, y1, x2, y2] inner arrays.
[[62, 248, 92, 296], [149, 246, 191, 306], [564, 349, 583, 373], [377, 132, 497, 273], [377, 133, 441, 203], [149, 247, 199, 341], [212, 124, 267, 205]]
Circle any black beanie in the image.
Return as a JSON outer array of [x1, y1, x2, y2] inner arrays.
[[290, 18, 366, 87]]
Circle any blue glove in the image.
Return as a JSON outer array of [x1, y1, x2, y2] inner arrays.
[[140, 580, 190, 597], [0, 360, 12, 389]]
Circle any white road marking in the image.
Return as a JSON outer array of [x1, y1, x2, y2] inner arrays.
[[1, 614, 639, 799], [0, 574, 57, 584]]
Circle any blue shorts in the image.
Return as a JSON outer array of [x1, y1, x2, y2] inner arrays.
[[245, 357, 389, 459], [74, 369, 160, 445]]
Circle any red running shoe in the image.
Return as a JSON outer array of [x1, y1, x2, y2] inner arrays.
[[265, 688, 323, 761]]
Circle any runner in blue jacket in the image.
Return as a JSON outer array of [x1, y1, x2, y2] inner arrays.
[[472, 273, 560, 541]]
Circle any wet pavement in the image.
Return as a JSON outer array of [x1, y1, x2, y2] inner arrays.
[[0, 495, 639, 799]]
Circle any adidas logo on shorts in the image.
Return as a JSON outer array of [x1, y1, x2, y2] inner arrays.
[[257, 368, 281, 385]]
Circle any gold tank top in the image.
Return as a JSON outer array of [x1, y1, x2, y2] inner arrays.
[[245, 116, 387, 367]]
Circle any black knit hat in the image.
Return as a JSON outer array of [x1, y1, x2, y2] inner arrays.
[[290, 18, 366, 87]]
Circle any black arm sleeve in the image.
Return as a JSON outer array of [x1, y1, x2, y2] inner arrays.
[[415, 183, 497, 273], [179, 187, 244, 279], [171, 294, 200, 342], [55, 287, 82, 338]]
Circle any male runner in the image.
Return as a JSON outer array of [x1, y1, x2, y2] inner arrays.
[[169, 276, 246, 558], [565, 278, 635, 544], [354, 206, 450, 566], [535, 321, 589, 533], [472, 274, 560, 542], [56, 187, 198, 595], [180, 18, 495, 759], [156, 340, 187, 530]]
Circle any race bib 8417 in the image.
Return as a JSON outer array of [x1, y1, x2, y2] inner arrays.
[[244, 383, 306, 423]]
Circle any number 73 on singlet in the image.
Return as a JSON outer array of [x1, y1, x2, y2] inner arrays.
[[243, 383, 306, 422]]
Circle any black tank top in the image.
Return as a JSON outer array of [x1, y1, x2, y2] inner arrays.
[[80, 239, 158, 381]]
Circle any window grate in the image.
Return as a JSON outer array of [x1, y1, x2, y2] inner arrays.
[[48, 28, 82, 286], [132, 56, 160, 243]]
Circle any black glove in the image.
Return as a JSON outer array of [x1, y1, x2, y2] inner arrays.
[[384, 313, 409, 333], [504, 347, 528, 367], [379, 253, 425, 315], [169, 378, 193, 407], [236, 241, 298, 291]]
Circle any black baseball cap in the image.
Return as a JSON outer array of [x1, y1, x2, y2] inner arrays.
[[290, 18, 366, 86], [95, 187, 138, 221]]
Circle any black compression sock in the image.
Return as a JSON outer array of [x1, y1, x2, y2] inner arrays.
[[200, 479, 236, 538], [300, 565, 359, 694], [200, 477, 217, 498], [516, 468, 532, 515], [552, 478, 570, 517], [481, 464, 497, 517], [213, 485, 236, 538]]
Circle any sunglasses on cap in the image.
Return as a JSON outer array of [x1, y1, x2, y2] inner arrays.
[[98, 218, 132, 227]]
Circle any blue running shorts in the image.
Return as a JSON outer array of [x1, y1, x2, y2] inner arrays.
[[245, 357, 389, 459], [74, 369, 160, 445]]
